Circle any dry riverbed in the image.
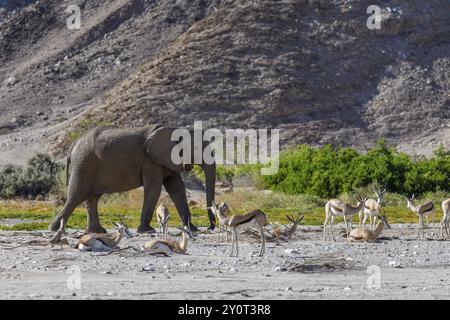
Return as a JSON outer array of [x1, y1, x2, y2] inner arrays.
[[1, 224, 450, 300]]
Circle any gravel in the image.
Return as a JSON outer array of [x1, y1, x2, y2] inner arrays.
[[1, 224, 450, 299]]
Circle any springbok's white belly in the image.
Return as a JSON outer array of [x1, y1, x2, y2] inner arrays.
[[236, 218, 257, 230], [142, 241, 172, 254], [364, 207, 378, 215], [78, 240, 113, 252], [330, 208, 345, 217], [151, 242, 171, 251], [422, 210, 434, 217]]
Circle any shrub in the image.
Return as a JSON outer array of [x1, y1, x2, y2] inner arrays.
[[0, 165, 24, 198], [263, 141, 450, 197], [0, 153, 63, 199], [191, 141, 449, 198]]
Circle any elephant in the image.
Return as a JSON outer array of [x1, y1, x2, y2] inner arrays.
[[49, 125, 216, 234]]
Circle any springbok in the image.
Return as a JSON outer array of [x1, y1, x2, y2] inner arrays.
[[323, 194, 368, 241], [142, 228, 191, 255], [211, 202, 231, 242], [211, 201, 267, 257], [282, 213, 304, 239], [439, 199, 450, 239], [359, 185, 387, 230], [156, 204, 170, 239], [406, 195, 436, 238], [76, 218, 133, 252], [349, 213, 391, 242]]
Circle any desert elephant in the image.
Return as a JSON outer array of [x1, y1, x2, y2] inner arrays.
[[48, 125, 216, 234]]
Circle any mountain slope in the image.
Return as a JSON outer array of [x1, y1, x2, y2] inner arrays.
[[0, 0, 449, 165], [0, 0, 223, 164]]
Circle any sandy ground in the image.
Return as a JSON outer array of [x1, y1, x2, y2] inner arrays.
[[1, 224, 450, 300]]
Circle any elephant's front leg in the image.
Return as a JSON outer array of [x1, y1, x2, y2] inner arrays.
[[138, 180, 163, 234], [163, 173, 197, 231], [85, 196, 107, 234]]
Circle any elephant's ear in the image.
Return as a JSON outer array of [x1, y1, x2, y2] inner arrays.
[[144, 126, 184, 173]]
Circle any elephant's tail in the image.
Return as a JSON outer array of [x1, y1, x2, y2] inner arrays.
[[66, 155, 71, 186], [65, 137, 79, 186]]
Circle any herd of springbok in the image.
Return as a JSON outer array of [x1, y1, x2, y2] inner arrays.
[[323, 185, 450, 242], [72, 187, 450, 257]]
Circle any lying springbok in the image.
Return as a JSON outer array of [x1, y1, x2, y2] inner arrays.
[[156, 204, 170, 239], [211, 201, 267, 257], [359, 185, 386, 230], [323, 194, 368, 241], [439, 199, 450, 239], [349, 213, 391, 242], [76, 218, 133, 252], [281, 213, 304, 239], [406, 195, 436, 238], [142, 228, 190, 255]]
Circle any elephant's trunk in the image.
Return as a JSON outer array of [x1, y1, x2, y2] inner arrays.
[[201, 162, 216, 230]]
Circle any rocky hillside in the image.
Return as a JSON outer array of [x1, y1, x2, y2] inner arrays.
[[0, 0, 449, 165]]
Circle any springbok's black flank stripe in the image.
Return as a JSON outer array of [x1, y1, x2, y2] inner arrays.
[[330, 204, 343, 212], [237, 214, 256, 226]]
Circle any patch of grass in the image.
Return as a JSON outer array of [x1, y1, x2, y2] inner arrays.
[[0, 201, 55, 217], [382, 206, 424, 224], [0, 222, 50, 231], [0, 127, 12, 135], [212, 190, 446, 226], [0, 190, 447, 231]]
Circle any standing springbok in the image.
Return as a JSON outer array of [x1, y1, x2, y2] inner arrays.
[[210, 201, 267, 257], [323, 194, 368, 241], [214, 202, 231, 242], [156, 204, 170, 239], [349, 213, 391, 242], [406, 195, 436, 238], [359, 185, 387, 230], [76, 218, 133, 252], [439, 199, 450, 239]]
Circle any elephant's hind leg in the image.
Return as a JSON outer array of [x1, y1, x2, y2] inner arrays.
[[86, 196, 106, 234], [49, 194, 86, 232]]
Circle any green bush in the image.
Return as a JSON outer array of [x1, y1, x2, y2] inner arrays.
[[0, 153, 62, 199], [190, 141, 449, 198], [191, 163, 264, 189], [0, 165, 24, 198], [263, 141, 450, 198]]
